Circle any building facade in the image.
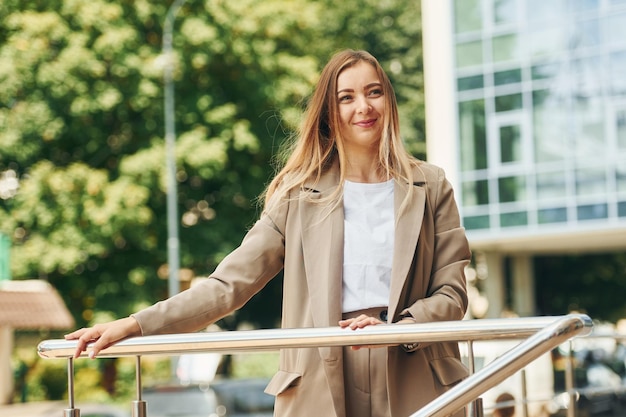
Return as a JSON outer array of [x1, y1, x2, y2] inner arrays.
[[421, 0, 626, 317]]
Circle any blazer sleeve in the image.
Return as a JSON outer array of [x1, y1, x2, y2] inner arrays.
[[132, 208, 287, 336]]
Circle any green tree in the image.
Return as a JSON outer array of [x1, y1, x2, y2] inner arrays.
[[1, 0, 174, 322], [0, 0, 426, 332], [0, 0, 319, 328]]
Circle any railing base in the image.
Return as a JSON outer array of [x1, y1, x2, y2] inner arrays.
[[132, 400, 146, 417]]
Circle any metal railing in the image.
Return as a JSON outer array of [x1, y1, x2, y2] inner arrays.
[[37, 314, 593, 417]]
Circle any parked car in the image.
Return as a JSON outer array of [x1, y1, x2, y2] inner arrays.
[[210, 378, 274, 417], [552, 363, 623, 417], [142, 384, 220, 417]]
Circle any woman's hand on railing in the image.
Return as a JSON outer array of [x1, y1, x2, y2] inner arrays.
[[338, 314, 416, 350], [64, 317, 142, 359]]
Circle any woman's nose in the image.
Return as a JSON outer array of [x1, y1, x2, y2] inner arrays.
[[356, 97, 372, 114]]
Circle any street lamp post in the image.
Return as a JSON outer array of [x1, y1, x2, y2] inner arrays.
[[163, 0, 187, 298]]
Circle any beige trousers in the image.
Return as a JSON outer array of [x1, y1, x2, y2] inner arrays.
[[342, 307, 391, 417]]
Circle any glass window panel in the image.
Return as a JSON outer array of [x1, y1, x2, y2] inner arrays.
[[577, 203, 607, 220], [454, 0, 482, 33], [536, 171, 567, 200], [527, 0, 567, 26], [571, 57, 603, 98], [574, 96, 605, 160], [494, 69, 522, 86], [570, 0, 599, 12], [459, 99, 488, 171], [619, 201, 626, 217], [533, 90, 568, 162], [494, 0, 518, 25], [531, 62, 562, 80], [499, 176, 526, 202], [618, 109, 626, 149], [463, 215, 490, 230], [458, 75, 484, 91], [571, 19, 601, 49], [575, 167, 606, 196], [456, 40, 483, 69], [492, 34, 520, 63], [528, 28, 565, 58], [500, 211, 528, 227], [610, 51, 626, 96], [495, 93, 523, 112], [463, 180, 490, 206], [500, 125, 521, 163], [538, 207, 568, 223], [607, 13, 626, 45], [617, 165, 626, 192]]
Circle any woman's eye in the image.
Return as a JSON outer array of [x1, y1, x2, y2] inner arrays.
[[368, 89, 383, 97], [338, 95, 353, 102]]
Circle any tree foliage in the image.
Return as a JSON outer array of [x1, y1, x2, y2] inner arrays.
[[534, 253, 626, 323], [0, 0, 424, 330]]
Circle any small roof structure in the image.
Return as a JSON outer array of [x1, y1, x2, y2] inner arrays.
[[0, 280, 74, 329]]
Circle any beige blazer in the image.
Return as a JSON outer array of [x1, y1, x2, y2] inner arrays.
[[133, 160, 471, 417]]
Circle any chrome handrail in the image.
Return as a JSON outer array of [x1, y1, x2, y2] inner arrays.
[[38, 315, 586, 358], [37, 314, 593, 417]]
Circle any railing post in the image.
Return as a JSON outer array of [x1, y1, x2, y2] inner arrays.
[[565, 341, 575, 417], [520, 368, 528, 417], [64, 357, 80, 417], [473, 398, 484, 417], [131, 356, 147, 417], [465, 340, 484, 417]]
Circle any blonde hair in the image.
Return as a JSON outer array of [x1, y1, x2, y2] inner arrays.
[[263, 49, 418, 213]]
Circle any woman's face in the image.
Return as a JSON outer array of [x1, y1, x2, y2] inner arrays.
[[335, 61, 385, 153]]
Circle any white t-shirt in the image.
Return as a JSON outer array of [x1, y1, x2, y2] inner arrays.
[[342, 179, 395, 313]]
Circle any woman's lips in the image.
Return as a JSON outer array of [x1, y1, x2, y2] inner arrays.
[[355, 119, 376, 128]]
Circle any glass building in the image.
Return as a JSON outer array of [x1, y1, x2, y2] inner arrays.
[[421, 0, 626, 317]]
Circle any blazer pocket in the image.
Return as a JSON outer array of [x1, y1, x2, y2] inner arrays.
[[264, 370, 302, 396], [429, 356, 469, 386]]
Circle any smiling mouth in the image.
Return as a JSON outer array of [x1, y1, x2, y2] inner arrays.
[[355, 119, 377, 128]]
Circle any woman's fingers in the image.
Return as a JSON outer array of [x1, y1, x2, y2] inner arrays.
[[338, 314, 414, 350], [338, 315, 383, 350], [339, 314, 383, 330], [64, 327, 98, 358], [64, 317, 141, 359]]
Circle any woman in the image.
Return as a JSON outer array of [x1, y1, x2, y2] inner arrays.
[[66, 49, 470, 417]]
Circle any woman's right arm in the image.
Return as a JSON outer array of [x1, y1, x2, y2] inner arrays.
[[64, 200, 289, 359]]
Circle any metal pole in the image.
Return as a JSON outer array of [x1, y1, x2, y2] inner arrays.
[[466, 340, 478, 417], [163, 0, 187, 299], [565, 340, 575, 417], [520, 368, 528, 417], [466, 340, 484, 417], [132, 356, 146, 417], [64, 358, 80, 417], [163, 0, 188, 380]]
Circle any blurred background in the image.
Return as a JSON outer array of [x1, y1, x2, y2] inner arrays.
[[0, 0, 625, 416]]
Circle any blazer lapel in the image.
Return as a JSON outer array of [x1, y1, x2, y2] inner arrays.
[[299, 167, 344, 330], [299, 165, 347, 416], [388, 179, 426, 321]]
